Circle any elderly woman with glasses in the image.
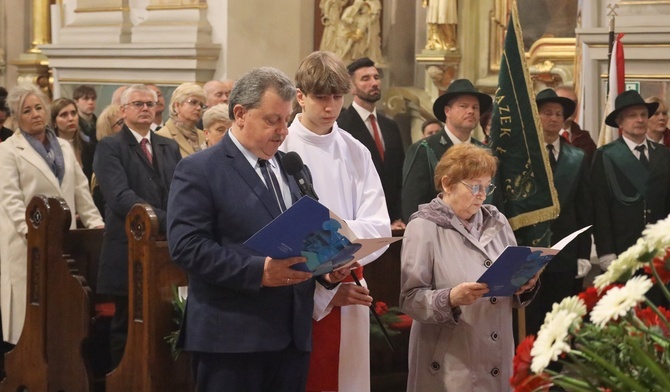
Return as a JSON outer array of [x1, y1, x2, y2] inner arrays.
[[0, 85, 104, 345], [200, 103, 232, 149], [399, 144, 539, 392], [156, 82, 207, 157]]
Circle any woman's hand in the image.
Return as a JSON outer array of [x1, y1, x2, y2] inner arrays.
[[515, 269, 542, 295], [449, 282, 489, 307], [323, 261, 362, 285]]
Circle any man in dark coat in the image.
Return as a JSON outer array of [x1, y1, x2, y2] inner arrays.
[[93, 84, 181, 368], [525, 89, 592, 336], [401, 79, 492, 222], [592, 90, 670, 272], [337, 57, 405, 229]]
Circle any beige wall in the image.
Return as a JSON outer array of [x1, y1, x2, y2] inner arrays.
[[224, 0, 314, 80]]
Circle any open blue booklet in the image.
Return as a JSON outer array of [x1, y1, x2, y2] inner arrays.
[[477, 226, 591, 296], [244, 196, 401, 276]]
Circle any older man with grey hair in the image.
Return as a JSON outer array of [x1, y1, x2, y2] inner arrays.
[[167, 67, 346, 392], [93, 84, 182, 368]]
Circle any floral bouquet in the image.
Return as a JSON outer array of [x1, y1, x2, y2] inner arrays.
[[511, 216, 670, 392]]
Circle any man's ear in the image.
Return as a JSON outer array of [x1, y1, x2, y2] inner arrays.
[[233, 104, 246, 127]]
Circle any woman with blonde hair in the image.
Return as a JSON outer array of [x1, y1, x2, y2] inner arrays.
[[96, 104, 124, 141], [156, 82, 207, 157], [645, 96, 670, 148], [0, 85, 103, 345]]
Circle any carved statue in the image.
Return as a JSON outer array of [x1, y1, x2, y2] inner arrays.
[[365, 0, 383, 64], [423, 0, 458, 51], [319, 0, 348, 52], [321, 0, 384, 64]]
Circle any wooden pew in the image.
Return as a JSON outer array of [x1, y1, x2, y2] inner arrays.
[[106, 204, 193, 392], [1, 195, 101, 392]]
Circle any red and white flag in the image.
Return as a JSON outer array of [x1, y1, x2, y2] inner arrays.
[[598, 33, 625, 147]]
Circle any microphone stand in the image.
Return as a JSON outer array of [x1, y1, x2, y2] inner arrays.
[[350, 271, 395, 352]]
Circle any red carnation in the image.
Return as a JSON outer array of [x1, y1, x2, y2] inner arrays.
[[644, 248, 670, 285], [374, 301, 388, 315]]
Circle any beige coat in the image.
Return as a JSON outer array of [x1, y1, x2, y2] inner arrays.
[[0, 131, 103, 344], [400, 199, 534, 392], [155, 118, 205, 158]]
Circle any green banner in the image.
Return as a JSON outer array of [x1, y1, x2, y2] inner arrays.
[[489, 2, 559, 247]]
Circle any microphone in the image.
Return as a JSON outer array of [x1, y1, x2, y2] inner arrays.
[[282, 151, 319, 200]]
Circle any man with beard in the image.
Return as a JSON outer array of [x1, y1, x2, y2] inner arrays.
[[401, 79, 491, 222], [337, 57, 405, 229]]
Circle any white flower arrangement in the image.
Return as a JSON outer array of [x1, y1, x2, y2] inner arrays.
[[511, 215, 670, 392]]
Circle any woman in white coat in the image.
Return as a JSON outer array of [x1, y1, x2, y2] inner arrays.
[[0, 85, 104, 345], [400, 144, 540, 392]]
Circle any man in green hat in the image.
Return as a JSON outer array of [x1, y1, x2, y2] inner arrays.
[[525, 88, 593, 336], [592, 90, 670, 271], [401, 79, 492, 221]]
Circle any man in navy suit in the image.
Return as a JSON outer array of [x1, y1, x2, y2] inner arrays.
[[93, 84, 182, 368], [167, 67, 346, 392], [337, 57, 406, 229]]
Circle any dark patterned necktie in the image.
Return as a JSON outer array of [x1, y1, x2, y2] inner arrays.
[[258, 159, 287, 212]]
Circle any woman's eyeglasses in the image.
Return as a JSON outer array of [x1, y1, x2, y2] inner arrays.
[[184, 99, 206, 110], [460, 181, 496, 196], [113, 118, 125, 128]]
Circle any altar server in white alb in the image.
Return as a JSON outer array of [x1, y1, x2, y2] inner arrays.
[[280, 50, 391, 392]]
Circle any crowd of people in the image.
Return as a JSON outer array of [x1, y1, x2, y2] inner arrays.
[[0, 50, 669, 392]]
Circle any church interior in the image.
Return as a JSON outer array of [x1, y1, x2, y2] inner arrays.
[[1, 0, 670, 391]]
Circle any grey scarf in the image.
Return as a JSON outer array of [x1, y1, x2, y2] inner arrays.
[[23, 127, 65, 184]]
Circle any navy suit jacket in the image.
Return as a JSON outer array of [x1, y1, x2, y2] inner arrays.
[[93, 126, 181, 296], [167, 133, 315, 353], [337, 105, 404, 221]]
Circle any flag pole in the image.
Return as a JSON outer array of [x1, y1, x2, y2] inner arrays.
[[606, 4, 618, 95]]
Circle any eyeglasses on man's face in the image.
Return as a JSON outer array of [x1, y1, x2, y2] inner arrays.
[[460, 181, 496, 196], [126, 101, 157, 109], [184, 99, 206, 110]]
